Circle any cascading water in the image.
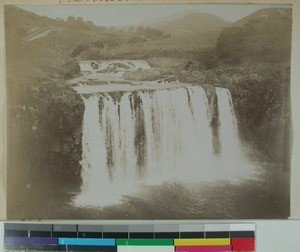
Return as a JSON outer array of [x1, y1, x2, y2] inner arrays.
[[73, 85, 252, 207], [215, 87, 252, 178], [216, 88, 241, 158], [73, 95, 112, 206]]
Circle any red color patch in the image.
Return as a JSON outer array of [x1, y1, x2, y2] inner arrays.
[[231, 238, 255, 251]]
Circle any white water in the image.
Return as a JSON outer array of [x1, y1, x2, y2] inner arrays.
[[79, 60, 151, 72], [74, 86, 253, 207], [216, 88, 241, 158], [215, 87, 253, 179], [73, 95, 115, 206]]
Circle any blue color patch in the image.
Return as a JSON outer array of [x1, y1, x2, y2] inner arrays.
[[4, 237, 58, 245], [58, 238, 115, 246]]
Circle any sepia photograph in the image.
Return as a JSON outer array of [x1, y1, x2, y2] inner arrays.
[[3, 3, 292, 220]]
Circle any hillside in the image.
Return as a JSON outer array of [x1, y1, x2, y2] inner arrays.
[[150, 12, 230, 36], [5, 5, 97, 80], [216, 8, 292, 64], [233, 8, 292, 27], [5, 5, 86, 217], [5, 5, 170, 77], [137, 9, 195, 27]]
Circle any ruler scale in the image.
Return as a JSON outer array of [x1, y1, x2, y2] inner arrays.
[[3, 223, 255, 251]]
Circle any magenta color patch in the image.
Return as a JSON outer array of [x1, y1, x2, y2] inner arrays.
[[176, 245, 232, 252]]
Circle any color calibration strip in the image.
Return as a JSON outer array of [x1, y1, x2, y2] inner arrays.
[[3, 223, 255, 251]]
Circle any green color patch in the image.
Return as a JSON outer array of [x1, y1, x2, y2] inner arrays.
[[116, 239, 174, 246]]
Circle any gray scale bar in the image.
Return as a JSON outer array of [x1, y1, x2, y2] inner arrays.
[[78, 225, 103, 232], [4, 223, 28, 231], [129, 225, 154, 232], [154, 224, 180, 232], [179, 224, 205, 232], [103, 225, 129, 232], [28, 224, 52, 231], [205, 224, 230, 232], [4, 223, 256, 234], [52, 224, 77, 232]]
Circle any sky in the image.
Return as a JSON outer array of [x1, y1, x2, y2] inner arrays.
[[18, 4, 291, 27]]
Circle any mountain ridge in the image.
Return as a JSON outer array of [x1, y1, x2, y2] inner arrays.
[[233, 7, 292, 27], [146, 11, 230, 36]]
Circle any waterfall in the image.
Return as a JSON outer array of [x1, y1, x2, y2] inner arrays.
[[216, 88, 240, 158], [73, 95, 113, 206], [215, 87, 252, 179], [73, 85, 252, 207], [79, 95, 108, 188]]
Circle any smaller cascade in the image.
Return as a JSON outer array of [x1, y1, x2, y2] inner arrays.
[[215, 87, 253, 179]]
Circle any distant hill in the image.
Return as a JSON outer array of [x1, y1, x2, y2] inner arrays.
[[5, 5, 124, 80], [216, 8, 292, 64], [5, 5, 292, 68], [5, 5, 102, 43], [233, 7, 292, 27], [5, 5, 63, 42], [147, 12, 230, 36], [137, 9, 199, 27], [5, 5, 72, 81]]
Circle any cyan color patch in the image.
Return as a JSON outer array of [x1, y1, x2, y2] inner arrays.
[[58, 238, 115, 246]]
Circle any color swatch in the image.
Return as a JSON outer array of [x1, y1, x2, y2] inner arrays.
[[3, 223, 255, 251]]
